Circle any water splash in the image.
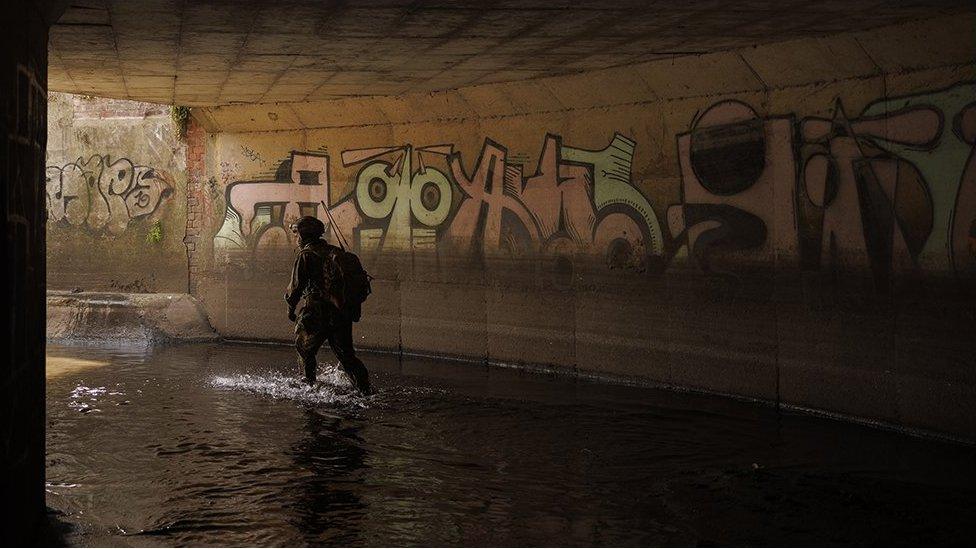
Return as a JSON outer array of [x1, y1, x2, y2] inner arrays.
[[68, 383, 129, 413], [68, 385, 107, 413], [209, 364, 367, 407], [70, 385, 107, 398]]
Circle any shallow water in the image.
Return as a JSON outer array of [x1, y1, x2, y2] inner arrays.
[[45, 342, 976, 546]]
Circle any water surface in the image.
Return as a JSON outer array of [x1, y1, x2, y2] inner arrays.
[[45, 342, 976, 546]]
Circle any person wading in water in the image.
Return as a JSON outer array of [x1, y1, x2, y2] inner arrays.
[[285, 216, 370, 394]]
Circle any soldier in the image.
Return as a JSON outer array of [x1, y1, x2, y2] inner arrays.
[[285, 216, 370, 394]]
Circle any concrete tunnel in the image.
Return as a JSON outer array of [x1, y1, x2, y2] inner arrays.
[[3, 0, 976, 544]]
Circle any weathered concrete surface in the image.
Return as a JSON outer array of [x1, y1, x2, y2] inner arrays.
[[174, 15, 976, 442], [197, 256, 976, 442], [190, 14, 976, 133], [46, 93, 188, 293], [47, 291, 218, 345], [46, 1, 972, 106]]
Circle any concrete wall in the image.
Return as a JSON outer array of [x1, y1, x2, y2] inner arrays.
[[46, 93, 188, 292], [183, 15, 976, 439]]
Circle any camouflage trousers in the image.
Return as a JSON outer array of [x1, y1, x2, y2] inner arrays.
[[295, 300, 370, 393]]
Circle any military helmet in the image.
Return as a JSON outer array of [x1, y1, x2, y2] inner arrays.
[[291, 215, 325, 238]]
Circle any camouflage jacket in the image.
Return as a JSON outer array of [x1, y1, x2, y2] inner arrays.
[[285, 238, 342, 312]]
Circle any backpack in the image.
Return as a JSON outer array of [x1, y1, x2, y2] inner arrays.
[[319, 202, 372, 322], [325, 244, 372, 322]]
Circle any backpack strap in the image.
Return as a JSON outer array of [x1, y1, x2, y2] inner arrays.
[[298, 243, 336, 260]]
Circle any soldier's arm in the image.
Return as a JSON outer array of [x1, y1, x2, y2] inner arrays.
[[285, 252, 308, 316]]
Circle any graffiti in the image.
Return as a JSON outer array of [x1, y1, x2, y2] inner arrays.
[[212, 83, 974, 282], [667, 83, 976, 284], [216, 134, 666, 270], [442, 134, 664, 268], [954, 101, 976, 280], [241, 145, 264, 164], [341, 144, 454, 252], [668, 100, 797, 273], [46, 155, 174, 234], [797, 100, 939, 287], [214, 151, 362, 255]]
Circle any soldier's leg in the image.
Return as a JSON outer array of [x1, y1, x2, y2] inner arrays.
[[295, 327, 327, 385], [328, 320, 370, 394]]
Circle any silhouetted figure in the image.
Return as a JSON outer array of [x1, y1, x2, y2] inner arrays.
[[286, 216, 370, 393]]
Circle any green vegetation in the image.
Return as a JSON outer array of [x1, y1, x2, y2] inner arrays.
[[171, 105, 191, 141], [146, 220, 163, 244]]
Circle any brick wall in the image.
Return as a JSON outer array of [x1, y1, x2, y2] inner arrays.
[[184, 118, 206, 293], [67, 94, 167, 119]]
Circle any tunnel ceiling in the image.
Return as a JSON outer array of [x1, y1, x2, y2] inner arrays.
[[48, 0, 971, 107]]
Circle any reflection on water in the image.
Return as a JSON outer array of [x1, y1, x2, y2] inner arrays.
[[46, 355, 109, 379], [290, 408, 368, 545], [46, 342, 976, 546]]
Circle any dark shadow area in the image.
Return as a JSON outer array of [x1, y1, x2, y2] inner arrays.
[[288, 408, 368, 545], [31, 507, 74, 548], [40, 341, 976, 546]]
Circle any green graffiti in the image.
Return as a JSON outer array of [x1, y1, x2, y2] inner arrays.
[[561, 133, 664, 255], [353, 145, 454, 251], [859, 83, 976, 270]]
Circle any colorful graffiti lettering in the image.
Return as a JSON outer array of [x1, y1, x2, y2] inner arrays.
[[443, 134, 664, 268], [213, 82, 975, 282], [45, 154, 174, 235], [668, 100, 797, 274], [667, 82, 975, 284], [215, 133, 666, 270], [341, 144, 454, 252], [213, 151, 361, 256]]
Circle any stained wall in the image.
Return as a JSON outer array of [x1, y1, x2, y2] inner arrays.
[[186, 15, 975, 439], [46, 93, 188, 292]]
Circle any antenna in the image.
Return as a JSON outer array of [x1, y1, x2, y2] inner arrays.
[[320, 200, 349, 251]]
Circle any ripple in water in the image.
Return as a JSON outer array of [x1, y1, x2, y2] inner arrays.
[[209, 364, 367, 407], [44, 342, 976, 547], [68, 382, 131, 414]]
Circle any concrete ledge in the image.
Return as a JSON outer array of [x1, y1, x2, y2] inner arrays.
[[47, 291, 218, 345]]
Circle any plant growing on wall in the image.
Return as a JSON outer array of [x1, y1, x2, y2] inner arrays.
[[146, 220, 163, 244], [171, 105, 191, 141]]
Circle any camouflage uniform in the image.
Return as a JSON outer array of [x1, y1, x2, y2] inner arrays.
[[286, 238, 370, 393]]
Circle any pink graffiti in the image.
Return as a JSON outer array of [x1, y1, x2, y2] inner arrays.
[[217, 151, 361, 252], [443, 139, 541, 256], [801, 101, 938, 279], [332, 134, 660, 268], [444, 134, 658, 268], [668, 100, 797, 272]]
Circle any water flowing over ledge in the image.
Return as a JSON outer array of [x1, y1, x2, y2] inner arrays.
[[47, 291, 218, 346]]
